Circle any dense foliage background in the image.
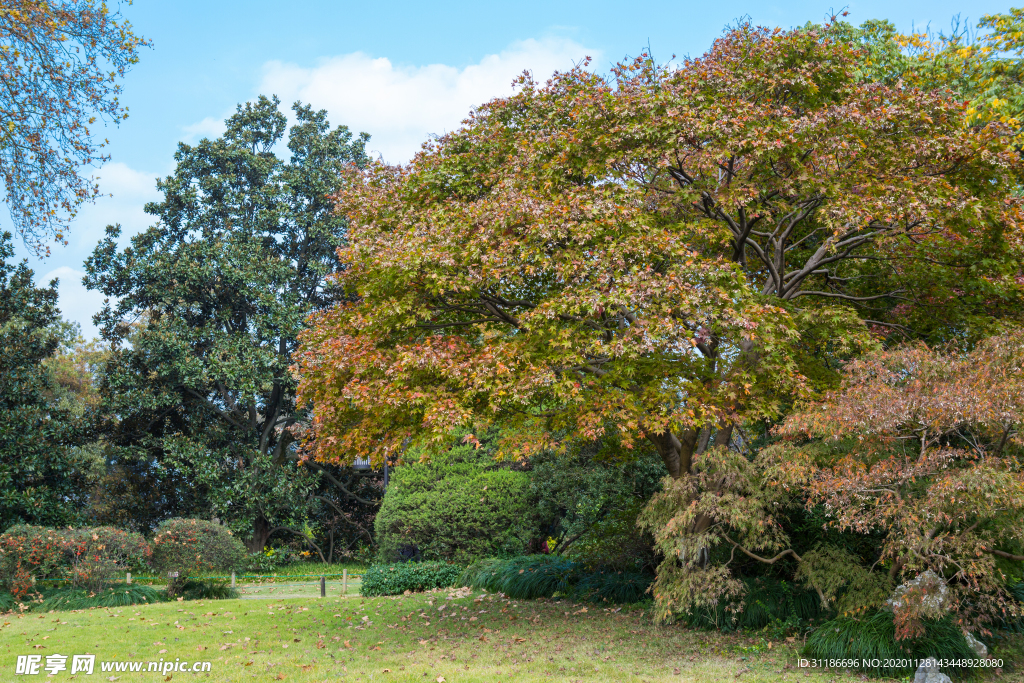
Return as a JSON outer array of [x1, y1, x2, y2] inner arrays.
[[0, 10, 1022, 673]]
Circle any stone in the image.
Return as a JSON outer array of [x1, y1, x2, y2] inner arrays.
[[886, 570, 949, 619], [964, 631, 988, 658], [913, 658, 952, 683]]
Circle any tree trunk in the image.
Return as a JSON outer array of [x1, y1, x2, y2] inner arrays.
[[645, 427, 698, 480], [246, 515, 273, 553]]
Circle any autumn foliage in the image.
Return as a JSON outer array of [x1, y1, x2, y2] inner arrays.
[[0, 0, 148, 253], [293, 19, 1024, 633], [779, 330, 1024, 636], [296, 21, 1022, 478], [0, 525, 150, 597]]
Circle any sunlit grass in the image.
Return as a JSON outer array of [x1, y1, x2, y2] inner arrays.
[[0, 588, 932, 682]]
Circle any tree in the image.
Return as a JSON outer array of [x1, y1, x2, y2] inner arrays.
[[296, 22, 1022, 480], [85, 96, 371, 549], [0, 0, 148, 255], [778, 331, 1024, 636], [0, 233, 90, 528]]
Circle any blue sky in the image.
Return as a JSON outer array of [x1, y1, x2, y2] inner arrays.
[[9, 0, 1011, 339]]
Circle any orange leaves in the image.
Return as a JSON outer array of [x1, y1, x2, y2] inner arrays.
[[776, 330, 1024, 628]]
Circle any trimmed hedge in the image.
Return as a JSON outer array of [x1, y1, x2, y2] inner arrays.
[[375, 433, 540, 564], [360, 562, 462, 597]]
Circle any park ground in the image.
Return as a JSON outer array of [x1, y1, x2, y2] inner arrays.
[[0, 580, 1021, 682]]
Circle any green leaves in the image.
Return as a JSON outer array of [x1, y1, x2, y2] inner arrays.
[[84, 97, 370, 546], [0, 233, 90, 530]]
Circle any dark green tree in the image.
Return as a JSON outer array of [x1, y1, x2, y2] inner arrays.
[[0, 233, 90, 528], [85, 96, 371, 549]]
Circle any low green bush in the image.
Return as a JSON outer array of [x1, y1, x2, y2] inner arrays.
[[36, 585, 166, 611], [152, 519, 247, 595], [802, 610, 978, 679], [375, 432, 540, 564], [360, 562, 462, 597], [0, 592, 15, 612], [461, 555, 652, 604], [151, 518, 247, 583]]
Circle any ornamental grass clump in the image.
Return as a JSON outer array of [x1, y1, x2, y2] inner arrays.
[[461, 555, 653, 604], [178, 579, 238, 600], [464, 555, 579, 600], [151, 518, 247, 595], [681, 576, 827, 632], [37, 585, 166, 611], [802, 610, 978, 679]]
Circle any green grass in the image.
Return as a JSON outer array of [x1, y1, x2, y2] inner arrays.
[[8, 588, 1016, 683], [0, 587, 1017, 682]]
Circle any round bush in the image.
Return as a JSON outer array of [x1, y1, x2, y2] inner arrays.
[[151, 518, 247, 581], [374, 433, 540, 564]]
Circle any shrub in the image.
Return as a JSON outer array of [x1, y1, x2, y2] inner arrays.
[[375, 432, 540, 564], [0, 525, 151, 597], [151, 518, 246, 593], [530, 444, 664, 572], [802, 610, 978, 679], [461, 554, 652, 604], [178, 579, 238, 600], [360, 562, 462, 597]]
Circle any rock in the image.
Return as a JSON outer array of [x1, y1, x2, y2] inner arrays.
[[886, 570, 949, 619], [913, 658, 952, 683], [964, 631, 988, 658]]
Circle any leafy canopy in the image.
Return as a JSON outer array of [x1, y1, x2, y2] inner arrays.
[[85, 96, 370, 548], [0, 233, 90, 529], [297, 21, 1023, 481], [0, 0, 148, 254]]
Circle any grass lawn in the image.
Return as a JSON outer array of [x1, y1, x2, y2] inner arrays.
[[0, 587, 1020, 682]]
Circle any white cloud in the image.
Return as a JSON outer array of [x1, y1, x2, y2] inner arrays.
[[257, 37, 600, 163], [72, 161, 164, 252], [181, 115, 227, 144], [39, 266, 108, 341]]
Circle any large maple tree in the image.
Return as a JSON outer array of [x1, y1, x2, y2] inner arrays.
[[297, 22, 1023, 482]]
